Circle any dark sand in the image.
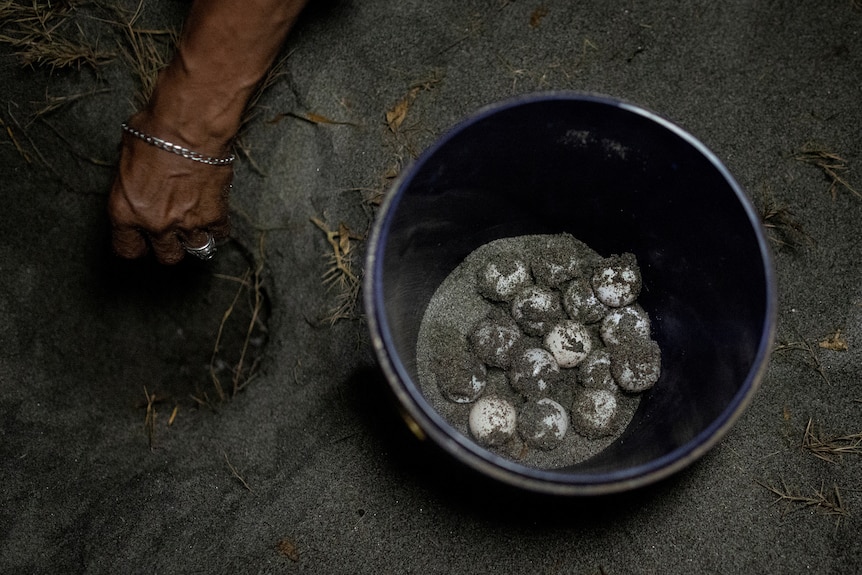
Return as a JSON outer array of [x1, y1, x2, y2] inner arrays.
[[2, 1, 862, 573]]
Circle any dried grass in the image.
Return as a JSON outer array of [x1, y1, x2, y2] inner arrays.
[[802, 418, 862, 464], [794, 143, 859, 200], [311, 217, 365, 324], [143, 386, 156, 450], [223, 450, 253, 492], [110, 1, 178, 108], [757, 478, 849, 531], [204, 235, 269, 403], [773, 336, 829, 385], [756, 187, 813, 249], [0, 0, 114, 70]]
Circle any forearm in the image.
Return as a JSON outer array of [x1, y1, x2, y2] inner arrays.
[[141, 0, 309, 154]]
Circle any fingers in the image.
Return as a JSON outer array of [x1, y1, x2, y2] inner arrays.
[[111, 226, 149, 260], [108, 125, 234, 264], [150, 232, 187, 265]]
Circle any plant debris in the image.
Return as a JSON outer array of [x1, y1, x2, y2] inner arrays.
[[143, 386, 157, 450], [773, 336, 829, 385], [757, 478, 849, 530], [1, 116, 31, 163], [208, 235, 269, 402], [311, 217, 365, 324], [529, 6, 549, 28], [223, 450, 253, 492], [0, 0, 115, 69], [268, 111, 359, 126], [757, 187, 813, 248], [793, 143, 859, 200], [802, 418, 862, 463], [385, 70, 443, 133], [113, 2, 178, 108], [275, 537, 300, 561], [167, 404, 179, 426], [818, 328, 848, 351]]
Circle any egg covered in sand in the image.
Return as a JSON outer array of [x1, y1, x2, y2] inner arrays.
[[510, 285, 564, 336], [610, 339, 662, 392], [571, 388, 620, 439], [469, 311, 523, 369], [600, 305, 651, 347], [469, 395, 517, 446], [544, 320, 593, 368], [476, 254, 532, 301], [518, 398, 570, 450], [432, 348, 488, 404], [509, 347, 561, 399], [591, 253, 642, 308]]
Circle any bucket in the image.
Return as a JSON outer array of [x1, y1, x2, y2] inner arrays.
[[364, 93, 776, 495]]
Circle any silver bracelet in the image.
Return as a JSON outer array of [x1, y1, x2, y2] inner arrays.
[[121, 123, 235, 166]]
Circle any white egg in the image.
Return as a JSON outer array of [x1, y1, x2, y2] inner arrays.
[[468, 396, 517, 446], [477, 256, 531, 301], [591, 253, 642, 308], [518, 397, 569, 450], [571, 388, 620, 438], [600, 305, 651, 347], [544, 320, 592, 368]]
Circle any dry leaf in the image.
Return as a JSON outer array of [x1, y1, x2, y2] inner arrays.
[[338, 222, 351, 255], [385, 87, 420, 132], [276, 538, 300, 561], [819, 329, 848, 351], [530, 6, 549, 28], [383, 164, 400, 179]]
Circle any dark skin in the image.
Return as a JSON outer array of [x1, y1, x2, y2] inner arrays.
[[109, 0, 309, 264]]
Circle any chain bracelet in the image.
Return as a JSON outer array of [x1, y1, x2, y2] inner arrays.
[[121, 123, 235, 166]]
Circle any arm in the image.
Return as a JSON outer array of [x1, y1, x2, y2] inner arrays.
[[109, 0, 309, 264]]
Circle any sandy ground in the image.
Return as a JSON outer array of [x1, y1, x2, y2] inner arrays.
[[1, 1, 861, 573]]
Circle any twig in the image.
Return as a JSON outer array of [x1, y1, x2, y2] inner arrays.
[[223, 450, 253, 492], [232, 233, 267, 396], [143, 386, 156, 450], [773, 337, 829, 385], [31, 88, 113, 118], [209, 267, 252, 402]]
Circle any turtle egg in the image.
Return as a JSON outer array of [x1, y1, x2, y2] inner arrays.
[[432, 349, 487, 404], [509, 347, 561, 399], [591, 253, 642, 308], [578, 349, 617, 391], [511, 285, 564, 336], [610, 339, 662, 393], [544, 320, 592, 368], [562, 277, 609, 324], [518, 398, 569, 450], [469, 396, 517, 446], [571, 388, 620, 439], [476, 254, 531, 301], [469, 314, 522, 369], [600, 305, 651, 347]]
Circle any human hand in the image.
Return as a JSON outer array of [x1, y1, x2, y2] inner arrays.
[[108, 112, 233, 264]]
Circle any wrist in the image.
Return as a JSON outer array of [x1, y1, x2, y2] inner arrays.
[[138, 50, 253, 157]]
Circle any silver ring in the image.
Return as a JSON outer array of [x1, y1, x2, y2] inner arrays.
[[183, 233, 216, 261]]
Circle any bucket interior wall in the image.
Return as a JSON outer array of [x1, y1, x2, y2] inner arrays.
[[377, 99, 769, 476]]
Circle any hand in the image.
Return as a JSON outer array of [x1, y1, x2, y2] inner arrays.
[[107, 0, 309, 263], [108, 112, 233, 264]]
